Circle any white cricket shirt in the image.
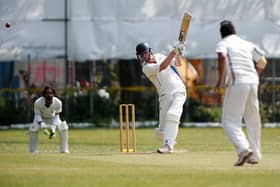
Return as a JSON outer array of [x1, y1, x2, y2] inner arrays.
[[216, 35, 265, 85], [34, 96, 62, 119], [142, 53, 186, 96]]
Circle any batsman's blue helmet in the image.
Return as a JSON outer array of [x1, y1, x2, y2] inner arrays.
[[136, 42, 151, 55]]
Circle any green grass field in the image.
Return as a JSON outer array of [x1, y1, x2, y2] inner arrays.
[[0, 128, 279, 187]]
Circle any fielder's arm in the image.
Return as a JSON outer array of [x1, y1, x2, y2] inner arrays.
[[216, 52, 226, 89], [256, 56, 267, 75]]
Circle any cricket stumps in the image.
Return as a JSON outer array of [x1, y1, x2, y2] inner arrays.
[[119, 104, 136, 153]]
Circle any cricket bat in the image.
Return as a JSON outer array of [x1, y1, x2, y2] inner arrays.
[[178, 12, 192, 44], [175, 12, 192, 66]]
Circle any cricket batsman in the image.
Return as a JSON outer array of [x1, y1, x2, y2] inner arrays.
[[136, 42, 187, 153], [28, 86, 69, 154]]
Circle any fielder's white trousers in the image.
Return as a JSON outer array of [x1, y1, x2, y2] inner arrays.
[[222, 84, 261, 161]]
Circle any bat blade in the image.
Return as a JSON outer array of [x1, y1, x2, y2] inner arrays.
[[178, 12, 192, 44]]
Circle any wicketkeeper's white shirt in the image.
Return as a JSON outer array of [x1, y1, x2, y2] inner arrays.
[[216, 35, 265, 86], [142, 53, 186, 96], [34, 96, 62, 120]]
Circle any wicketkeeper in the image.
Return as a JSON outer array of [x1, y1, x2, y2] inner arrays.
[[28, 86, 69, 154]]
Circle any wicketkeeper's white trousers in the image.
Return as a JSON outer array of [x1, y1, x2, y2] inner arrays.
[[222, 84, 261, 161]]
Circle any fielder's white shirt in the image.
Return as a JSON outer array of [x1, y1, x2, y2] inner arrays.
[[216, 35, 265, 86], [142, 53, 186, 96], [34, 96, 62, 120]]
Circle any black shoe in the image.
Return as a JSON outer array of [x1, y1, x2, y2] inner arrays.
[[234, 150, 253, 166], [247, 158, 259, 164]]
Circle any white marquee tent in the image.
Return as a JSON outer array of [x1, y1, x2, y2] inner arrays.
[[0, 0, 280, 61]]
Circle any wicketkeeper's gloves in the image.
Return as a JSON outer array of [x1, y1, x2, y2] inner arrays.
[[43, 128, 56, 139]]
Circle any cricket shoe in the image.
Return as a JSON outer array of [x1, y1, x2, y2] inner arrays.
[[246, 157, 259, 165], [234, 150, 253, 166], [157, 144, 173, 154], [30, 150, 39, 154], [61, 150, 70, 154]]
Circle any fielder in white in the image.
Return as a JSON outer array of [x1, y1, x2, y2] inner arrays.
[[29, 86, 69, 154], [136, 42, 187, 153], [216, 20, 267, 166]]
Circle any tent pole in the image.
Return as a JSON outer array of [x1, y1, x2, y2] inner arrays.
[[64, 0, 69, 119]]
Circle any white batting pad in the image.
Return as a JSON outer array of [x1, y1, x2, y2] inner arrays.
[[154, 128, 164, 141], [29, 132, 38, 153], [29, 123, 40, 132], [58, 121, 68, 131], [59, 130, 69, 153]]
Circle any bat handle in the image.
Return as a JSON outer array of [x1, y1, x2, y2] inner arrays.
[[175, 55, 182, 66]]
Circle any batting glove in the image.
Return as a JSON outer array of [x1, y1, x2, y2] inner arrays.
[[174, 42, 185, 56]]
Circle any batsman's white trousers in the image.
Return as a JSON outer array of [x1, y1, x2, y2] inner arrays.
[[222, 84, 261, 161], [158, 91, 186, 148]]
